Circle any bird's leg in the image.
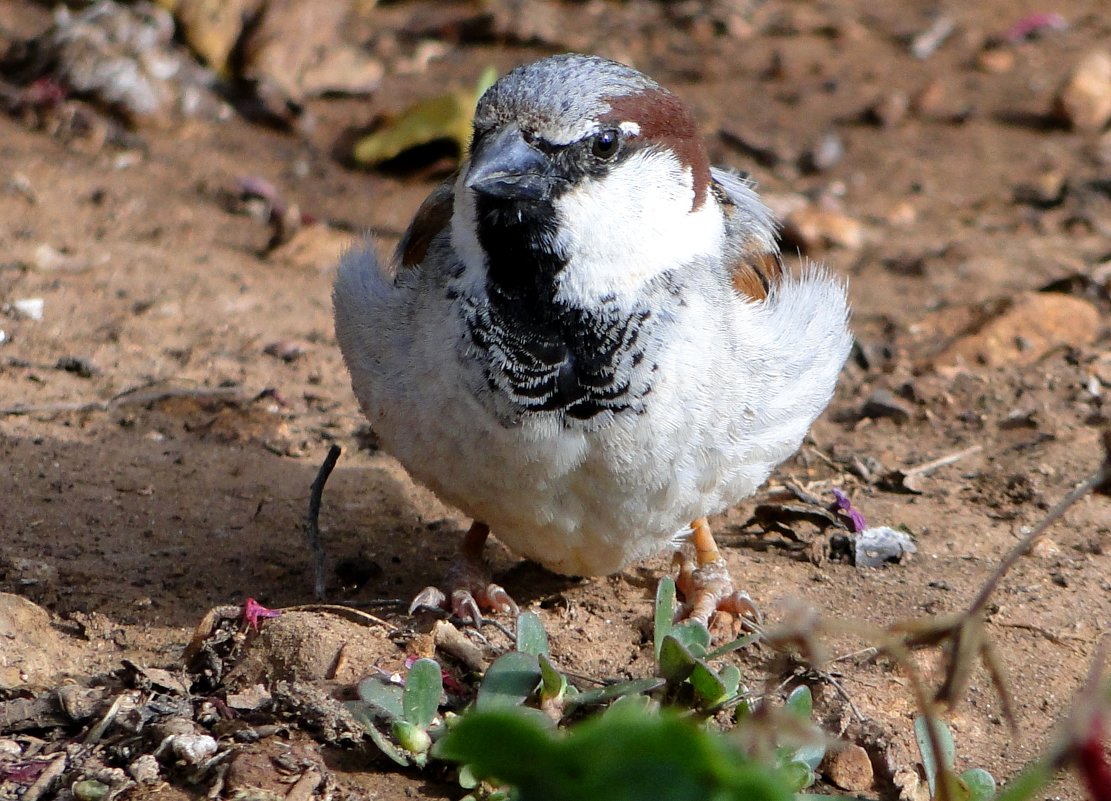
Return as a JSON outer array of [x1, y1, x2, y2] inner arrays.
[[409, 521, 518, 625], [673, 517, 760, 629]]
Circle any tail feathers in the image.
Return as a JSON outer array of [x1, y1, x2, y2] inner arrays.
[[760, 265, 853, 417]]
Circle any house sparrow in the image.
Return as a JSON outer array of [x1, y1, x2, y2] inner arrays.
[[334, 54, 852, 626]]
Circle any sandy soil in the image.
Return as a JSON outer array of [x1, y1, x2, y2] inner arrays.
[[1, 1, 1109, 799]]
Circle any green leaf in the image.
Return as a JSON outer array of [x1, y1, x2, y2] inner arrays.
[[458, 764, 479, 790], [403, 658, 443, 729], [670, 620, 711, 658], [690, 660, 729, 707], [439, 705, 795, 801], [538, 653, 567, 703], [991, 756, 1053, 801], [705, 632, 761, 660], [476, 651, 541, 710], [959, 768, 997, 801], [564, 678, 666, 712], [517, 611, 550, 657], [792, 741, 827, 773], [778, 760, 814, 792], [345, 701, 410, 766], [718, 664, 743, 697], [914, 715, 956, 798], [659, 635, 698, 683], [604, 692, 656, 717], [654, 576, 677, 660], [392, 719, 432, 755], [785, 686, 813, 720], [356, 676, 404, 720], [352, 66, 498, 166], [434, 706, 556, 766]]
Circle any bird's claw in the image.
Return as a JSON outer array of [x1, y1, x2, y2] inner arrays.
[[408, 585, 448, 616], [410, 582, 519, 626], [673, 551, 762, 632]]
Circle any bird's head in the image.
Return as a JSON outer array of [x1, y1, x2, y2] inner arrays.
[[452, 54, 725, 302]]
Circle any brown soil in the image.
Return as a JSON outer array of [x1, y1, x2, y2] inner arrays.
[[2, 1, 1109, 800]]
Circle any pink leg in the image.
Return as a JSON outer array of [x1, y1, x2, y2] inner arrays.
[[674, 517, 760, 629], [409, 521, 518, 625]]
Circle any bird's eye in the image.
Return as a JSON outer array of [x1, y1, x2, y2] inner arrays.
[[591, 129, 622, 160]]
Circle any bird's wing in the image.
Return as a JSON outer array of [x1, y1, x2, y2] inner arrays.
[[710, 167, 783, 302], [396, 175, 457, 270]]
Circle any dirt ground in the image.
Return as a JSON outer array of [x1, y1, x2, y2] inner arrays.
[[1, 1, 1110, 799]]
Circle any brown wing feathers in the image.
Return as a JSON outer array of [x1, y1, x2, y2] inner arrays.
[[729, 247, 783, 301], [398, 177, 455, 269]]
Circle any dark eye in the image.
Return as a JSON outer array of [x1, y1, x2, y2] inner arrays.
[[591, 129, 622, 160]]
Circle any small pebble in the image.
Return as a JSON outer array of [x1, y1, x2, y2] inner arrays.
[[73, 780, 110, 801], [128, 754, 160, 783], [1030, 537, 1060, 558], [865, 91, 909, 127], [1054, 50, 1111, 132], [824, 743, 875, 791], [782, 207, 866, 252], [855, 526, 917, 567], [977, 47, 1015, 74], [166, 733, 218, 764], [263, 339, 307, 362], [860, 388, 914, 423], [800, 131, 844, 173], [11, 298, 44, 321], [56, 355, 100, 378]]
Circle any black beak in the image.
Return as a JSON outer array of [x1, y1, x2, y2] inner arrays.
[[465, 124, 561, 202]]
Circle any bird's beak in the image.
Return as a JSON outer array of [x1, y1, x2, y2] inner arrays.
[[465, 124, 560, 202]]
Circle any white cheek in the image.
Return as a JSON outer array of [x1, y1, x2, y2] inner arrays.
[[552, 150, 724, 302], [449, 169, 491, 292]]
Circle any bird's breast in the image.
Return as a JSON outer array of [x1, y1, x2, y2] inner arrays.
[[460, 289, 658, 424]]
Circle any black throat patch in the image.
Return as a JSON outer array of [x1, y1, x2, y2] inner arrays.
[[465, 196, 655, 422]]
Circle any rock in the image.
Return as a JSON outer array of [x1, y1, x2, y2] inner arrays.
[[934, 292, 1100, 369], [860, 388, 915, 423], [23, 1, 222, 123], [239, 0, 382, 116], [172, 0, 261, 74], [263, 339, 307, 363], [720, 125, 795, 168], [799, 130, 844, 173], [976, 47, 1015, 74], [10, 298, 44, 321], [225, 610, 398, 688], [865, 91, 909, 127], [910, 80, 945, 117], [782, 207, 866, 252], [127, 754, 160, 783], [855, 526, 917, 567], [823, 743, 875, 792], [1054, 50, 1111, 131], [0, 593, 82, 687]]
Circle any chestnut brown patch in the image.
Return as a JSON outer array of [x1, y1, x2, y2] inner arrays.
[[730, 248, 783, 301], [602, 88, 711, 211], [399, 176, 455, 269]]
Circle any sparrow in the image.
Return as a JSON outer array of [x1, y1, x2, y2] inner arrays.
[[334, 54, 852, 627]]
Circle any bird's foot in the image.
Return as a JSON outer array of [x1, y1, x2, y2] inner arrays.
[[409, 581, 518, 626], [408, 521, 519, 626], [672, 517, 761, 633]]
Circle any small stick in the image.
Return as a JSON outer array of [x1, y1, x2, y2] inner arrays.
[[305, 445, 342, 600], [903, 445, 982, 478], [281, 602, 396, 632]]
